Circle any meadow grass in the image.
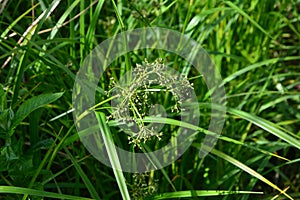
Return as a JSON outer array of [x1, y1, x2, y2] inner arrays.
[[0, 0, 299, 199]]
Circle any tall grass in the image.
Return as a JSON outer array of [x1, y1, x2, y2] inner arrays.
[[0, 0, 299, 199]]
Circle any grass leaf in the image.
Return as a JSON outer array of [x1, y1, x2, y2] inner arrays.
[[206, 147, 293, 200], [0, 186, 93, 200], [96, 112, 131, 200], [147, 190, 263, 199]]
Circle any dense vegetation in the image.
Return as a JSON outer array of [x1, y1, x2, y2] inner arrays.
[[0, 0, 299, 199]]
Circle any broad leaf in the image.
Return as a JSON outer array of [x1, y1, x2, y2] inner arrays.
[[11, 92, 64, 133], [0, 108, 14, 132]]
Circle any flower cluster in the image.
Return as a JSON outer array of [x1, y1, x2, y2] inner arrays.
[[129, 172, 158, 200], [110, 59, 194, 147]]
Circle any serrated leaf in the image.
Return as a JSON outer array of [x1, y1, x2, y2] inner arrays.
[[11, 92, 64, 132]]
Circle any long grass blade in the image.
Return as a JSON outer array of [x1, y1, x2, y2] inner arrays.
[[207, 147, 293, 200], [226, 107, 300, 150], [147, 190, 263, 199], [64, 147, 101, 200], [223, 1, 274, 40], [0, 186, 93, 200], [96, 112, 131, 200]]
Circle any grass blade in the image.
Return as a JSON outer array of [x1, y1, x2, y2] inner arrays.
[[226, 107, 300, 150], [222, 56, 300, 86], [223, 1, 274, 40], [147, 190, 263, 199], [206, 147, 293, 200], [64, 147, 101, 200], [0, 3, 39, 39], [0, 186, 93, 200], [96, 112, 131, 200], [85, 0, 105, 52], [198, 103, 300, 150]]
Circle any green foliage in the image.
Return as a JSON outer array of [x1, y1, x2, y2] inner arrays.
[[0, 82, 63, 183], [12, 92, 64, 132], [0, 0, 299, 199]]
